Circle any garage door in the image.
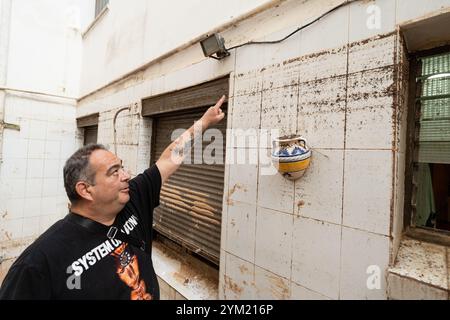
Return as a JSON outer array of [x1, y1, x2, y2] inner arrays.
[[152, 107, 227, 265]]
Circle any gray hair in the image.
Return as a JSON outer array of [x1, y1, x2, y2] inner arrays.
[[63, 143, 107, 203]]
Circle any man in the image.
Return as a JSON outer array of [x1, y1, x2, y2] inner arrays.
[[0, 95, 226, 299]]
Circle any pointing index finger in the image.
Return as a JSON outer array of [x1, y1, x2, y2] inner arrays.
[[214, 95, 226, 110]]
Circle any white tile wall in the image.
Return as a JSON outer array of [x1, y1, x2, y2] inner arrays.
[[345, 97, 394, 150], [227, 163, 258, 205], [39, 214, 53, 234], [226, 201, 256, 263], [254, 265, 290, 300], [60, 139, 79, 159], [255, 207, 293, 279], [41, 196, 58, 216], [44, 140, 61, 159], [1, 94, 77, 262], [6, 179, 26, 199], [298, 76, 346, 149], [340, 226, 390, 299], [0, 219, 23, 241], [346, 67, 395, 149], [299, 46, 348, 83], [343, 150, 392, 236], [262, 59, 300, 91], [2, 136, 28, 159], [23, 198, 41, 218], [42, 179, 58, 197], [25, 178, 43, 198], [258, 147, 294, 214], [292, 216, 341, 299], [260, 86, 298, 137], [291, 281, 332, 300], [224, 252, 255, 300], [348, 34, 396, 74], [3, 198, 25, 221], [295, 149, 344, 225], [27, 139, 46, 159], [26, 159, 44, 179], [22, 217, 40, 238], [231, 93, 261, 130], [28, 120, 47, 140], [233, 70, 263, 98], [0, 158, 27, 179], [43, 159, 61, 178]]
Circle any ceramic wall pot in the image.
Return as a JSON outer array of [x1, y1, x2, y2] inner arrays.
[[271, 135, 311, 180]]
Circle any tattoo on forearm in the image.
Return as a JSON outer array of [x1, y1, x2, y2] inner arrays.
[[169, 120, 203, 163]]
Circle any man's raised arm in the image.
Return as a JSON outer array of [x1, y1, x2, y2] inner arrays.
[[155, 95, 226, 184]]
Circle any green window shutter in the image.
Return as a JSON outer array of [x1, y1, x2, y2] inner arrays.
[[418, 53, 450, 164], [95, 0, 109, 17]]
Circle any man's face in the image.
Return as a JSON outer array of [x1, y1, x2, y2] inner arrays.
[[88, 149, 131, 212]]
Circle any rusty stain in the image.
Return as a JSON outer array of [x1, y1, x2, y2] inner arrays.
[[227, 197, 235, 206], [239, 264, 250, 274], [297, 200, 305, 207], [226, 184, 247, 205], [268, 274, 289, 299], [224, 275, 243, 295]]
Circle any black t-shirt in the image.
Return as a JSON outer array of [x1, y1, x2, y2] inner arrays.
[[0, 165, 162, 300]]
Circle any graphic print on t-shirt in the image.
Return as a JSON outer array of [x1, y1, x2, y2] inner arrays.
[[111, 243, 152, 300]]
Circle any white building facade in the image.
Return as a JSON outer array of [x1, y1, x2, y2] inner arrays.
[[1, 0, 450, 299]]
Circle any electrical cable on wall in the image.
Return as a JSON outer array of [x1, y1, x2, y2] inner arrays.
[[201, 0, 358, 59], [226, 0, 356, 51]]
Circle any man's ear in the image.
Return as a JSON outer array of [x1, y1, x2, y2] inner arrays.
[[75, 181, 94, 202]]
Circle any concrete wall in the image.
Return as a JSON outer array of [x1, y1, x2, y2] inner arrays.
[[0, 0, 86, 281], [79, 0, 274, 97], [75, 0, 450, 299]]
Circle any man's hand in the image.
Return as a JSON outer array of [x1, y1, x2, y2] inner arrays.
[[156, 95, 227, 184], [200, 95, 226, 128]]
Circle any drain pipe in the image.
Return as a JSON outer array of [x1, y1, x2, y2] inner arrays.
[[0, 0, 12, 163], [113, 106, 131, 155]]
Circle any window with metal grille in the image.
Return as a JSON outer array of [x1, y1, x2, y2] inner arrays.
[[411, 51, 450, 232], [95, 0, 109, 17]]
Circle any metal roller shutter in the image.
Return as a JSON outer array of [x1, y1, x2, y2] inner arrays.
[[152, 107, 227, 265]]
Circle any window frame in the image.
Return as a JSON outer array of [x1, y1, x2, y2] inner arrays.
[[404, 45, 450, 246]]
